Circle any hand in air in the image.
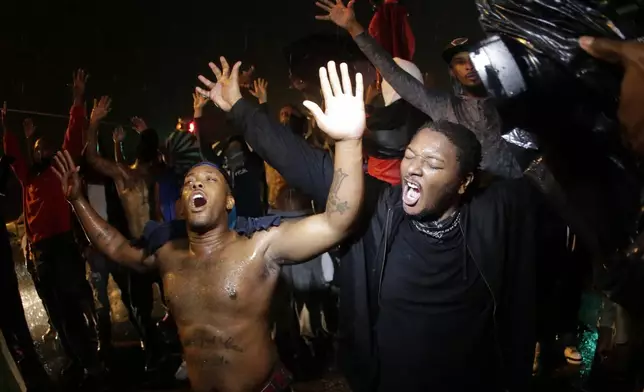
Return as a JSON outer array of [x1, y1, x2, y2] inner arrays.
[[196, 57, 243, 112], [52, 150, 82, 201], [91, 96, 112, 124], [249, 78, 268, 104], [131, 116, 148, 133], [303, 61, 365, 141], [113, 126, 126, 143], [73, 69, 89, 97], [192, 92, 209, 110], [22, 118, 36, 139], [580, 37, 644, 155], [315, 0, 357, 29]]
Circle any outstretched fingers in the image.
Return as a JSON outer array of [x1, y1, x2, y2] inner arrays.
[[302, 100, 326, 127], [340, 63, 352, 96], [319, 66, 333, 104], [220, 57, 230, 79], [208, 61, 223, 81], [327, 61, 343, 96], [198, 75, 216, 89], [230, 61, 242, 86], [354, 72, 364, 100]]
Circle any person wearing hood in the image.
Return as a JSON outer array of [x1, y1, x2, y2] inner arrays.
[[316, 0, 523, 182], [364, 57, 428, 185]]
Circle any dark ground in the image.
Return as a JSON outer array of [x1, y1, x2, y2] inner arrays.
[[7, 222, 631, 392]]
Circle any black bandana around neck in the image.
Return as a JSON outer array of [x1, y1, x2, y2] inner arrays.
[[411, 209, 462, 240]]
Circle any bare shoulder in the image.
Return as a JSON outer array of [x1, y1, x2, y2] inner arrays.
[[243, 225, 285, 264]]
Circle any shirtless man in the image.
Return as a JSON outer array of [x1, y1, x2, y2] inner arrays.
[[84, 97, 159, 238], [53, 59, 365, 392]]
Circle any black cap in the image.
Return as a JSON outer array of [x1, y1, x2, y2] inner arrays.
[[442, 37, 470, 64]]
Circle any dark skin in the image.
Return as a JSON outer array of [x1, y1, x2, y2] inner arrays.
[[449, 52, 482, 89], [52, 61, 365, 392], [400, 128, 473, 220], [84, 96, 158, 238]]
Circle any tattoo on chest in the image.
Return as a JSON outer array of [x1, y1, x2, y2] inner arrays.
[[184, 332, 244, 353], [199, 355, 229, 368], [327, 168, 350, 214]]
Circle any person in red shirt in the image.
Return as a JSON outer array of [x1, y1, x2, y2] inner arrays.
[[1, 70, 103, 385]]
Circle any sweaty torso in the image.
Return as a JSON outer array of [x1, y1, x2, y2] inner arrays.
[[115, 166, 153, 238], [156, 233, 281, 392]]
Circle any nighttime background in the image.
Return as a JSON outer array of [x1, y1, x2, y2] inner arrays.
[[0, 0, 484, 220]]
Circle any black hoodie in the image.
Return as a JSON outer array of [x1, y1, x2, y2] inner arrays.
[[229, 97, 538, 392]]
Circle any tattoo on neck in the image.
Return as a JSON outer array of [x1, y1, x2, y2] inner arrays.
[[327, 168, 350, 214]]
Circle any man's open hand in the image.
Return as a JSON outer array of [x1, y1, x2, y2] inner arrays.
[[196, 57, 243, 112], [52, 150, 82, 201], [131, 117, 148, 133], [73, 69, 89, 97], [91, 96, 112, 123], [113, 126, 126, 143], [580, 36, 644, 155], [303, 61, 365, 141], [249, 78, 268, 104], [315, 0, 357, 30]]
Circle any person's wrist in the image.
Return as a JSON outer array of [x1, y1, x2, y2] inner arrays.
[[346, 20, 364, 37], [194, 108, 203, 118]]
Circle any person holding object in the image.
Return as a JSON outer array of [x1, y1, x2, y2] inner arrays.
[[54, 59, 365, 392]]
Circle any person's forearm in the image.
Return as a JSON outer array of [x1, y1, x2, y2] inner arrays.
[[349, 26, 449, 120], [323, 139, 364, 232], [114, 141, 125, 163], [86, 120, 100, 161], [70, 196, 129, 260]]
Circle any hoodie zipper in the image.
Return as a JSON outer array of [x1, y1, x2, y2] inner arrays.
[[377, 207, 393, 305], [458, 222, 508, 391]]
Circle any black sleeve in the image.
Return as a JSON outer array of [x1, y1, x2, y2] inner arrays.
[[353, 32, 451, 120], [228, 98, 334, 207]]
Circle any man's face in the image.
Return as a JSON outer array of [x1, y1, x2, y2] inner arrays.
[[400, 129, 467, 218], [450, 52, 481, 88], [279, 106, 295, 125], [181, 165, 234, 232], [33, 138, 53, 163]]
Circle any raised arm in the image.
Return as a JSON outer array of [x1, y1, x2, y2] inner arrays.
[[315, 0, 450, 119], [112, 126, 126, 163], [84, 96, 128, 183], [196, 58, 335, 208], [62, 69, 89, 162], [264, 61, 365, 263], [52, 150, 155, 271]]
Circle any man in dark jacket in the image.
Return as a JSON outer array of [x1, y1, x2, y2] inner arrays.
[[197, 58, 538, 391], [315, 0, 523, 180]]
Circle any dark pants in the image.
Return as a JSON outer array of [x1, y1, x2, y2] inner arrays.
[[87, 249, 159, 358], [30, 232, 100, 372], [0, 225, 49, 386]]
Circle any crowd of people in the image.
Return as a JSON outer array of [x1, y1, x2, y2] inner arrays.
[[2, 1, 644, 392]]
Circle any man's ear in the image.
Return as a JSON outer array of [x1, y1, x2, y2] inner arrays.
[[226, 195, 235, 211], [458, 173, 474, 195]]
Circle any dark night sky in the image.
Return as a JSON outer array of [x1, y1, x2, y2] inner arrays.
[[0, 0, 483, 219], [0, 0, 483, 136]]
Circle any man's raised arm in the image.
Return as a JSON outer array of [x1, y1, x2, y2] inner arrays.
[[315, 0, 450, 120], [52, 150, 154, 272], [196, 58, 335, 208], [264, 61, 365, 263]]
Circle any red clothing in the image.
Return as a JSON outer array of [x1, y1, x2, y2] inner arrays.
[[367, 156, 401, 185], [368, 0, 416, 61], [3, 103, 86, 244]]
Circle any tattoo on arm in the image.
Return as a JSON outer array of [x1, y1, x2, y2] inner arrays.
[[326, 168, 350, 214]]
